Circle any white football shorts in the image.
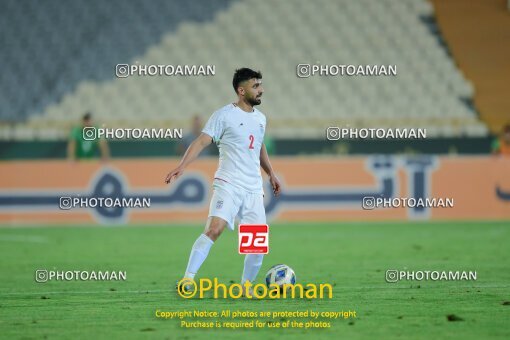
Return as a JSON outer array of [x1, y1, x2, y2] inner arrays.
[[208, 179, 266, 230]]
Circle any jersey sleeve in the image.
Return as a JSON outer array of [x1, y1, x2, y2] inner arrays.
[[202, 110, 226, 143]]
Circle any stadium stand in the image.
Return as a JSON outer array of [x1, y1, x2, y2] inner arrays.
[[0, 0, 489, 140], [431, 0, 510, 133]]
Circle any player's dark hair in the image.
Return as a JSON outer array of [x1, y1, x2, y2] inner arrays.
[[83, 112, 92, 121], [232, 68, 262, 94]]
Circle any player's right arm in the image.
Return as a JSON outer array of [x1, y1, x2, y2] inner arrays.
[[165, 133, 212, 184]]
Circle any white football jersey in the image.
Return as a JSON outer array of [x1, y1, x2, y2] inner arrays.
[[202, 103, 266, 193]]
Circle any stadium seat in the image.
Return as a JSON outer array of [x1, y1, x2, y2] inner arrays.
[[0, 0, 487, 140]]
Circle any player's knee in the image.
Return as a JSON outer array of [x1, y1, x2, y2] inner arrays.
[[204, 224, 223, 241], [204, 217, 227, 241], [205, 228, 221, 241]]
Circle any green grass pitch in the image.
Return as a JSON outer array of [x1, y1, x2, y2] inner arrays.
[[0, 221, 509, 339]]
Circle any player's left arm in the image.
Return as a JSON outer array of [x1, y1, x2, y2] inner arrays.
[[260, 143, 281, 196]]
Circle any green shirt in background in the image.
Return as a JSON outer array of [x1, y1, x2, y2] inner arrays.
[[70, 126, 99, 159]]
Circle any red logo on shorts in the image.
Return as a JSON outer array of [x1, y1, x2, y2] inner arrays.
[[238, 224, 269, 254]]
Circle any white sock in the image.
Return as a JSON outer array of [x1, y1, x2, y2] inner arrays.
[[184, 234, 214, 279], [241, 254, 264, 284]]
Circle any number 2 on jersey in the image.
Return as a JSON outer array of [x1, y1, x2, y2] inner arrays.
[[248, 135, 255, 149]]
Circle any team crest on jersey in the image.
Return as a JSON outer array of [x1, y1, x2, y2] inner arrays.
[[216, 200, 223, 209]]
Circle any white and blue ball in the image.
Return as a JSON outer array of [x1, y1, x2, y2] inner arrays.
[[265, 264, 296, 289]]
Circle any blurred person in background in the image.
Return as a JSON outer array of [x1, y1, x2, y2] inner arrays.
[[491, 124, 510, 156], [67, 112, 109, 162], [176, 115, 213, 156]]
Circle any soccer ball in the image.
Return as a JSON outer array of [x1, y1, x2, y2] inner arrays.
[[265, 264, 296, 289]]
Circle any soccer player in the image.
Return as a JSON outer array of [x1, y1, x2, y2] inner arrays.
[[165, 68, 281, 295], [67, 112, 109, 162]]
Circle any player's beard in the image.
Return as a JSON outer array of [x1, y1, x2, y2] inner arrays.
[[248, 96, 262, 106]]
